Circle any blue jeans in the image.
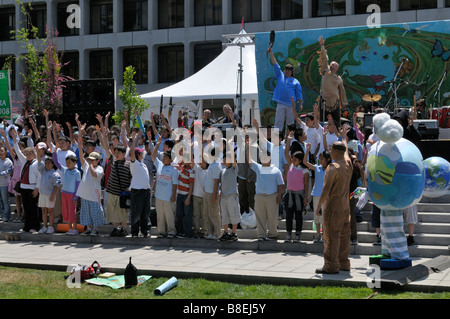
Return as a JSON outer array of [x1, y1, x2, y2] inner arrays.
[[0, 186, 11, 221], [176, 193, 194, 237]]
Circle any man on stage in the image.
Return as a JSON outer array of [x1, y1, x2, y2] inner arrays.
[[318, 36, 349, 127], [268, 47, 303, 132]]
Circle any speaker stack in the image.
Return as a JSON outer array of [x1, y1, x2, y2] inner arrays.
[[62, 79, 116, 126]]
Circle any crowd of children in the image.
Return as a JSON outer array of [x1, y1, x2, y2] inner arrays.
[[0, 103, 374, 244]]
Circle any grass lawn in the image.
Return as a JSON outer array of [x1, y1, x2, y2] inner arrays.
[[0, 266, 449, 300]]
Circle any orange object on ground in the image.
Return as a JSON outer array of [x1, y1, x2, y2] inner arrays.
[[56, 224, 86, 233]]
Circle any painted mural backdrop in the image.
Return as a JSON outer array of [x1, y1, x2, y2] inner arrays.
[[255, 20, 450, 126]]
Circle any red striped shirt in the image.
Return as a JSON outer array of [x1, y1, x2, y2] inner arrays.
[[177, 164, 195, 195]]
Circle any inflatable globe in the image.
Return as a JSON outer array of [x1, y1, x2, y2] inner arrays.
[[366, 138, 425, 210], [423, 157, 450, 198]]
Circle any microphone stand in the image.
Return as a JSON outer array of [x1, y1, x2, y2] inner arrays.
[[432, 70, 447, 126], [386, 59, 406, 113]]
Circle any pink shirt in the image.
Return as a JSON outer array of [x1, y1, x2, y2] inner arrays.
[[287, 165, 308, 192]]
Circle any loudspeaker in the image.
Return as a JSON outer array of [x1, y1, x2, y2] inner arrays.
[[62, 79, 115, 127], [63, 79, 115, 113], [85, 79, 115, 110], [413, 119, 439, 140], [63, 80, 85, 110], [364, 113, 375, 128]]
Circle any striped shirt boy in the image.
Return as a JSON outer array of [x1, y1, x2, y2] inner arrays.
[[177, 163, 195, 195]]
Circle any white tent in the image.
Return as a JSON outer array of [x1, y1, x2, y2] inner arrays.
[[140, 29, 259, 127]]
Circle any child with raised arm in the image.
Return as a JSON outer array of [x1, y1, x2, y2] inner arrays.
[[129, 130, 151, 238], [53, 140, 81, 235], [303, 143, 332, 243], [284, 135, 309, 243], [36, 149, 61, 234], [77, 135, 106, 236], [151, 136, 179, 238], [219, 151, 240, 241]]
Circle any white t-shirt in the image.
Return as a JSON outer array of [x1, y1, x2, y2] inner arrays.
[[130, 159, 150, 190], [76, 161, 103, 204], [192, 164, 207, 197], [299, 120, 321, 155]]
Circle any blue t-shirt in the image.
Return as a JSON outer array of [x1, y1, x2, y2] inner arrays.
[[311, 164, 326, 197], [267, 142, 287, 173], [60, 166, 81, 194], [154, 157, 179, 201], [204, 162, 222, 194], [272, 63, 303, 107], [250, 162, 284, 195]]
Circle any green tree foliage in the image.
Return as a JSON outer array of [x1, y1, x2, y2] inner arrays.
[[114, 65, 150, 126]]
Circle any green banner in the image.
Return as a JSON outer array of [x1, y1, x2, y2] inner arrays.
[[0, 70, 12, 120]]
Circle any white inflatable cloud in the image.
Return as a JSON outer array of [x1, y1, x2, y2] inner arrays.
[[372, 113, 404, 143]]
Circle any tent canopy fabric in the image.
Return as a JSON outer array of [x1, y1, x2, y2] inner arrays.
[[140, 30, 258, 108]]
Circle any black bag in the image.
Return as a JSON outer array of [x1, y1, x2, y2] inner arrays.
[[14, 181, 21, 193], [124, 257, 138, 288], [119, 191, 131, 209], [115, 162, 131, 209], [14, 159, 34, 194]]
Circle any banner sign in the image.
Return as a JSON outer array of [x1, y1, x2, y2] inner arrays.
[[0, 70, 12, 120]]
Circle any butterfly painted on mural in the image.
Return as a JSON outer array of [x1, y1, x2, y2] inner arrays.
[[431, 39, 450, 62]]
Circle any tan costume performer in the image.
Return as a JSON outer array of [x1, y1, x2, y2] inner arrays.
[[318, 36, 348, 126], [314, 136, 353, 274]]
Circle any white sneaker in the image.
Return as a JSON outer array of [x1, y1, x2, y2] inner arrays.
[[38, 227, 48, 234], [66, 229, 79, 235], [46, 226, 55, 234], [206, 234, 217, 240]]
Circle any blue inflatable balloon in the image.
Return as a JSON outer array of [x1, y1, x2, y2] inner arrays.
[[366, 138, 425, 210]]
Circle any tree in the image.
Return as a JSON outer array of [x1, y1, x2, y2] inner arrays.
[[114, 65, 150, 125], [11, 1, 72, 117]]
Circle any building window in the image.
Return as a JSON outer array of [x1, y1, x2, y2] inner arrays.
[[123, 48, 148, 84], [90, 0, 113, 34], [123, 0, 148, 31], [158, 0, 184, 29], [60, 51, 79, 80], [232, 0, 262, 24], [399, 0, 437, 10], [194, 0, 222, 26], [0, 7, 15, 41], [57, 2, 80, 36], [0, 55, 16, 91], [194, 42, 222, 73], [90, 50, 113, 79], [27, 4, 47, 38], [355, 0, 390, 14], [158, 45, 184, 83], [312, 0, 345, 17], [271, 0, 303, 20]]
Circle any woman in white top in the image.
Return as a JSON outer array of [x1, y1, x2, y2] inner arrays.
[[11, 127, 41, 233]]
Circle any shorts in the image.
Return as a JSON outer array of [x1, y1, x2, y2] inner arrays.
[[313, 196, 324, 224], [220, 194, 241, 226], [403, 205, 418, 225], [38, 193, 56, 209]]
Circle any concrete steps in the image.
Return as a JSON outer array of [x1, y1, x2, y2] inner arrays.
[[1, 197, 449, 259]]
